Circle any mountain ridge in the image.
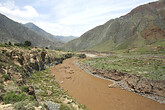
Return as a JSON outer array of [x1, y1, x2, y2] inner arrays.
[[0, 13, 62, 49], [63, 0, 165, 52]]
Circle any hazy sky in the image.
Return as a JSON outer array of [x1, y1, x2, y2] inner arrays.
[[0, 0, 157, 36]]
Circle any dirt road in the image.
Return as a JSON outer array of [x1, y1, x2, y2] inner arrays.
[[51, 58, 165, 110]]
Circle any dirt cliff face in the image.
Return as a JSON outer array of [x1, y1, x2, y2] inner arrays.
[[0, 47, 69, 82]]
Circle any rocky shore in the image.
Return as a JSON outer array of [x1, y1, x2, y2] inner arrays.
[[78, 62, 165, 104]]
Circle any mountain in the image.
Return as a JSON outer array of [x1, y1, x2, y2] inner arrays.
[[0, 13, 62, 49], [23, 23, 63, 43], [63, 0, 165, 52], [55, 35, 77, 43]]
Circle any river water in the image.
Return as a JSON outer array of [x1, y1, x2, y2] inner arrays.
[[51, 58, 165, 110]]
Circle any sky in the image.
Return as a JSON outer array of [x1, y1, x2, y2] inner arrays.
[[0, 0, 157, 37]]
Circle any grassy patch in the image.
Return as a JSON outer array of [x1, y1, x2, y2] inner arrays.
[[3, 91, 35, 104], [81, 54, 165, 80]]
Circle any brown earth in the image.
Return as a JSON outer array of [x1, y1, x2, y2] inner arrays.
[[51, 58, 165, 110]]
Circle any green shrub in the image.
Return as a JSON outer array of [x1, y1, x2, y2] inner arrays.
[[2, 74, 10, 81], [5, 52, 10, 56], [3, 91, 28, 104], [60, 104, 70, 110], [1, 50, 7, 53], [0, 83, 4, 89], [14, 101, 26, 110], [8, 42, 12, 46], [14, 101, 35, 110], [24, 41, 31, 47], [21, 85, 29, 92], [0, 78, 3, 83]]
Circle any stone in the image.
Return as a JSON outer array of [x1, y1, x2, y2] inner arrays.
[[45, 101, 60, 110]]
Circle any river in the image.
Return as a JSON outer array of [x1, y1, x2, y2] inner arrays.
[[51, 58, 165, 110]]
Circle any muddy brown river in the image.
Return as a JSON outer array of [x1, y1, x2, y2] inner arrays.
[[51, 58, 165, 110]]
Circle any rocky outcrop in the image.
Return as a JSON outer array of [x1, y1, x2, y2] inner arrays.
[[79, 63, 165, 103], [0, 48, 72, 79]]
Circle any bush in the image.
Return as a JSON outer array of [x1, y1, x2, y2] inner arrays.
[[3, 91, 26, 104], [24, 41, 31, 47], [2, 91, 35, 104], [60, 104, 70, 110], [0, 83, 4, 90], [2, 74, 10, 81], [1, 49, 7, 53], [14, 43, 24, 47], [8, 42, 12, 46], [14, 101, 35, 110], [14, 101, 26, 110], [5, 52, 10, 56], [20, 85, 29, 92], [0, 78, 3, 83]]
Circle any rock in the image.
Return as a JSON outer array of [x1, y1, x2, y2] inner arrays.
[[125, 74, 140, 89], [0, 104, 14, 110], [66, 76, 71, 79], [45, 101, 60, 110], [152, 80, 165, 97], [104, 71, 126, 81], [60, 81, 64, 84], [108, 83, 116, 88], [47, 90, 52, 95], [135, 78, 152, 94]]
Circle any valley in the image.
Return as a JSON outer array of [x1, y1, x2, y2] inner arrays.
[[0, 0, 165, 110]]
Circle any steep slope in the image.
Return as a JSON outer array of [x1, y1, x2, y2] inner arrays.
[[0, 13, 62, 49], [24, 23, 63, 43], [55, 35, 77, 43], [63, 0, 165, 52]]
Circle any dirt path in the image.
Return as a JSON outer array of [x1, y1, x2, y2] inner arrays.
[[51, 58, 165, 110]]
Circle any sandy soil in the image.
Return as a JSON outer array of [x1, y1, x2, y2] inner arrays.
[[51, 58, 165, 110]]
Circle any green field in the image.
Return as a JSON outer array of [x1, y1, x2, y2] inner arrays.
[[80, 53, 165, 80]]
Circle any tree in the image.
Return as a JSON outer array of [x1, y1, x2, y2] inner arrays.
[[8, 42, 12, 46], [24, 41, 31, 46]]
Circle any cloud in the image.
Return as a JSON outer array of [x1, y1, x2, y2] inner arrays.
[[0, 0, 39, 23], [0, 0, 158, 36]]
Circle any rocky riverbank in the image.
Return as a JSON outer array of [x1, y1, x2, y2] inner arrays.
[[0, 46, 81, 110], [78, 62, 165, 104]]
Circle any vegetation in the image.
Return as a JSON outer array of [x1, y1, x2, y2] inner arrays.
[[2, 74, 10, 81], [24, 41, 32, 46], [14, 41, 32, 47], [0, 83, 4, 90], [14, 101, 39, 110], [60, 104, 70, 110], [20, 85, 29, 93], [80, 54, 165, 80], [3, 91, 35, 104]]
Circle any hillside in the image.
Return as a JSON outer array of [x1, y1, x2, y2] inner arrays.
[[63, 0, 165, 52], [0, 13, 62, 49], [24, 23, 63, 43]]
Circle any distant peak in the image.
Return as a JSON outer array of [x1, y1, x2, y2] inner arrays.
[[25, 22, 35, 25]]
